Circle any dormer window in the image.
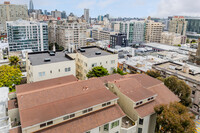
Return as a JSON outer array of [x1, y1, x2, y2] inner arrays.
[[102, 103, 107, 107], [70, 114, 75, 118]]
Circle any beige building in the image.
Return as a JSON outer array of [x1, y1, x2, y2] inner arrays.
[[9, 75, 125, 133], [168, 16, 188, 36], [145, 20, 164, 43], [56, 20, 87, 50], [0, 1, 28, 33], [161, 32, 184, 45], [92, 29, 118, 41], [153, 61, 200, 117], [103, 74, 179, 133], [69, 46, 118, 80], [26, 51, 76, 83], [48, 21, 57, 45]]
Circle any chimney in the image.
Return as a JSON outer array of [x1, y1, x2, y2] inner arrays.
[[182, 64, 189, 73]]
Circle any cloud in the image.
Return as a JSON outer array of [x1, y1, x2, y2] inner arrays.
[[153, 0, 200, 17]]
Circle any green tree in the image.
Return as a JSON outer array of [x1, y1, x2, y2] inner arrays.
[[0, 65, 22, 90], [154, 102, 195, 133], [191, 39, 196, 43], [9, 56, 20, 67], [146, 70, 161, 78], [164, 76, 191, 106], [186, 38, 190, 43], [113, 68, 127, 75], [87, 66, 109, 78]]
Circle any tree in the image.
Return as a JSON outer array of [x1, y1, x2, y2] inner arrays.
[[9, 56, 20, 67], [0, 65, 22, 90], [146, 70, 161, 78], [186, 38, 190, 43], [87, 66, 109, 78], [164, 76, 191, 106], [191, 39, 196, 43], [154, 102, 195, 133], [113, 68, 127, 75]]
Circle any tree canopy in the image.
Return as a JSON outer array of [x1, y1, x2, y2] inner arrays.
[[154, 102, 195, 133], [87, 66, 109, 78], [113, 68, 127, 75], [9, 56, 20, 67], [146, 70, 161, 78], [164, 76, 191, 106], [0, 65, 22, 89]]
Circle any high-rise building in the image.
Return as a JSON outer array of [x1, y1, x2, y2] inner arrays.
[[98, 15, 104, 21], [120, 21, 145, 44], [0, 1, 28, 33], [29, 0, 34, 13], [145, 19, 164, 43], [169, 16, 187, 36], [56, 17, 87, 50], [61, 11, 67, 19], [110, 33, 128, 48], [51, 9, 61, 19], [84, 8, 89, 23], [7, 20, 48, 52]]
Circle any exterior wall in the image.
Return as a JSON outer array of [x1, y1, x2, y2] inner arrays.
[[148, 113, 157, 133], [76, 53, 118, 80], [145, 20, 163, 43], [8, 108, 20, 124], [169, 17, 187, 36], [27, 60, 76, 83], [22, 100, 118, 133], [99, 118, 122, 133], [7, 20, 48, 52], [0, 2, 28, 33], [121, 125, 137, 133], [161, 32, 182, 45]]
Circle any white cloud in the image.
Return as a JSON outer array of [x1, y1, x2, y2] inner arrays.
[[153, 0, 200, 17]]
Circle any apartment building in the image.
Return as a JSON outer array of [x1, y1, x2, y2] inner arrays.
[[56, 19, 87, 50], [26, 51, 75, 83], [153, 61, 200, 116], [84, 8, 90, 23], [169, 16, 188, 36], [69, 46, 118, 80], [105, 74, 179, 133], [145, 20, 164, 43], [120, 21, 145, 44], [92, 29, 118, 41], [110, 33, 128, 48], [0, 1, 28, 33], [7, 20, 48, 52], [48, 21, 57, 45], [161, 32, 185, 45], [9, 75, 125, 133], [51, 10, 61, 19]]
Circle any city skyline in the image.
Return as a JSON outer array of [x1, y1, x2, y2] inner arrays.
[[2, 0, 200, 18]]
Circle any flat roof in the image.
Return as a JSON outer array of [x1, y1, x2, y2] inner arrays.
[[143, 43, 179, 51], [78, 46, 115, 58], [28, 51, 73, 66]]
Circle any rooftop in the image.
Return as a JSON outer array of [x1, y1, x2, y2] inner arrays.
[[28, 51, 74, 66], [78, 46, 115, 58]]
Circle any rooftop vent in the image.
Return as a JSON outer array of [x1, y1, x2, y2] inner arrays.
[[95, 51, 101, 55], [44, 58, 51, 62], [80, 49, 86, 52]]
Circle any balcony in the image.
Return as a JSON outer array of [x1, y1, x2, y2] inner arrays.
[[121, 116, 137, 133]]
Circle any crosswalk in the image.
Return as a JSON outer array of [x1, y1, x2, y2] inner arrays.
[[196, 120, 200, 133]]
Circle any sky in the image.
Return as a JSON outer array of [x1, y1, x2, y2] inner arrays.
[[2, 0, 200, 18]]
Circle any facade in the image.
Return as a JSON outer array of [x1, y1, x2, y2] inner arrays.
[[61, 11, 67, 19], [84, 8, 90, 23], [186, 17, 200, 34], [69, 46, 118, 80], [56, 20, 87, 50], [7, 20, 48, 52], [92, 29, 118, 41], [48, 21, 57, 45], [110, 33, 128, 48], [120, 21, 145, 44], [0, 1, 28, 33], [9, 75, 125, 133], [26, 51, 76, 83], [104, 74, 179, 133], [168, 16, 188, 36], [153, 61, 200, 117], [161, 32, 186, 45], [145, 20, 163, 43], [51, 10, 61, 19]]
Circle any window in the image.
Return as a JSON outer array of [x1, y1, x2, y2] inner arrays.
[[104, 124, 109, 131], [84, 62, 87, 67], [47, 121, 53, 125], [83, 109, 88, 114], [40, 123, 46, 128], [39, 72, 45, 77], [139, 118, 143, 125], [58, 69, 60, 72], [65, 67, 71, 72], [111, 60, 115, 64], [88, 108, 93, 112], [70, 114, 75, 118], [111, 120, 119, 129], [50, 70, 52, 73], [138, 128, 142, 133], [107, 102, 111, 105], [92, 63, 97, 67], [63, 115, 69, 120], [85, 131, 90, 133], [102, 103, 106, 107], [192, 91, 195, 95]]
